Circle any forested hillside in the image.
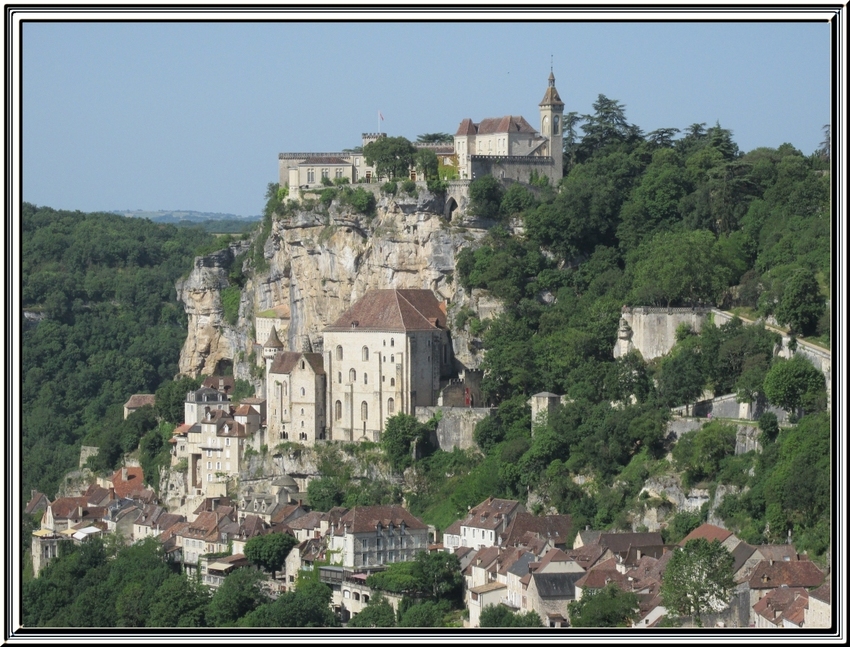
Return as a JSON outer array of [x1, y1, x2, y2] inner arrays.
[[21, 204, 216, 501]]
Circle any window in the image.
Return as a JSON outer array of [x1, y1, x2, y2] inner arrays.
[[307, 168, 315, 183], [361, 401, 368, 420], [283, 382, 288, 396], [387, 398, 395, 414], [349, 368, 356, 382], [301, 360, 305, 369], [300, 387, 305, 397], [321, 168, 329, 180], [206, 450, 211, 458], [335, 167, 343, 179], [226, 438, 230, 447], [364, 373, 368, 385], [362, 346, 369, 361], [300, 421, 304, 428], [335, 400, 342, 420], [390, 378, 395, 387], [390, 338, 395, 347], [355, 157, 360, 167], [338, 371, 342, 384], [207, 474, 212, 482], [216, 461, 221, 470], [207, 461, 211, 470], [336, 345, 343, 360], [300, 408, 304, 415], [390, 355, 394, 363]]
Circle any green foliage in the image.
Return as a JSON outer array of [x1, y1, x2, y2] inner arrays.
[[206, 567, 270, 627], [468, 175, 503, 220], [763, 355, 826, 414], [244, 532, 298, 578], [401, 179, 417, 195], [398, 600, 451, 627], [319, 187, 337, 207], [382, 413, 433, 473], [479, 605, 544, 627], [662, 510, 703, 545], [567, 583, 640, 627], [220, 286, 242, 326], [363, 136, 417, 180], [138, 421, 177, 492], [672, 422, 737, 486], [661, 538, 735, 626], [773, 267, 825, 335], [414, 148, 438, 183], [239, 579, 339, 627], [147, 574, 210, 627], [366, 551, 463, 607], [347, 593, 397, 627], [382, 180, 398, 195], [155, 376, 202, 424], [341, 186, 377, 216], [21, 203, 208, 499], [499, 183, 538, 218], [416, 132, 453, 144]]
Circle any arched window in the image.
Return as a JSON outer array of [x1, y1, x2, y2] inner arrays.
[[361, 401, 368, 421], [390, 338, 395, 347], [390, 378, 395, 387], [336, 345, 343, 360], [282, 382, 288, 396], [349, 368, 356, 382], [301, 360, 305, 369], [300, 420, 304, 427], [390, 355, 394, 363], [338, 371, 342, 384], [364, 373, 368, 385], [300, 408, 304, 416], [362, 346, 369, 361], [335, 400, 342, 420], [387, 398, 395, 414], [300, 387, 306, 397]]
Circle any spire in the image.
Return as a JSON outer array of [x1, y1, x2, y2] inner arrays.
[[264, 326, 284, 349], [540, 68, 564, 107]]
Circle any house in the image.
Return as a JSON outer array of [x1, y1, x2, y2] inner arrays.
[[192, 409, 250, 497], [133, 504, 185, 542], [526, 571, 584, 627], [327, 505, 429, 569], [175, 507, 239, 575], [805, 582, 831, 628], [184, 385, 231, 425], [123, 393, 155, 419], [500, 512, 573, 551], [680, 523, 741, 552], [201, 553, 251, 591], [747, 559, 825, 622], [285, 537, 326, 587], [453, 70, 564, 183], [265, 351, 326, 446], [322, 289, 454, 442], [30, 528, 73, 576], [444, 496, 526, 550], [467, 581, 507, 627], [201, 375, 235, 396], [752, 587, 809, 628], [25, 490, 50, 517]]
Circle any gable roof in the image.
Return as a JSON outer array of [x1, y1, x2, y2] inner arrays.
[[124, 394, 156, 410], [748, 560, 825, 590], [455, 116, 538, 137], [680, 523, 733, 546], [335, 505, 427, 534], [25, 491, 50, 515], [323, 289, 447, 333], [532, 571, 583, 599], [268, 351, 325, 376], [753, 587, 809, 625], [501, 512, 573, 548], [564, 544, 610, 571], [809, 581, 831, 605], [202, 376, 236, 393], [597, 532, 664, 555]]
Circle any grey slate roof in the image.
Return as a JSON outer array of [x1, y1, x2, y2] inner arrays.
[[532, 571, 583, 599]]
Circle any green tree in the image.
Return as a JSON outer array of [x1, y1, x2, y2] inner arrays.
[[468, 175, 504, 220], [416, 132, 453, 144], [567, 583, 640, 627], [347, 593, 397, 627], [244, 531, 298, 579], [762, 356, 826, 415], [398, 600, 448, 627], [382, 413, 429, 473], [147, 574, 209, 627], [661, 538, 735, 627], [774, 267, 825, 335], [240, 579, 339, 627], [206, 567, 270, 627], [155, 376, 202, 424], [364, 136, 417, 180], [480, 605, 544, 627], [656, 343, 706, 411]]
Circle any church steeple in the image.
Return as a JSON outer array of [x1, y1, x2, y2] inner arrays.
[[539, 68, 565, 179]]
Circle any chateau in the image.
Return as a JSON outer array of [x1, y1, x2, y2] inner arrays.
[[264, 289, 454, 445], [277, 70, 565, 189]]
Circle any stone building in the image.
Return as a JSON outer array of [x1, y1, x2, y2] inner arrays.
[[321, 289, 453, 442], [265, 351, 327, 446]]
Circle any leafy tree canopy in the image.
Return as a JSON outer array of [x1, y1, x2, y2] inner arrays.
[[363, 136, 417, 180]]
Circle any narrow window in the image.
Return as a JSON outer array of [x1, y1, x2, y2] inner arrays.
[[390, 338, 395, 347], [364, 373, 368, 385], [336, 345, 343, 360], [349, 368, 356, 382], [338, 371, 342, 384], [361, 401, 368, 420], [387, 398, 395, 414], [362, 346, 369, 361], [390, 378, 395, 387], [335, 400, 342, 420], [300, 387, 306, 396]]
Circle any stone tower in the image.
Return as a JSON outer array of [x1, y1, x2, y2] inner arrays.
[[539, 68, 565, 180]]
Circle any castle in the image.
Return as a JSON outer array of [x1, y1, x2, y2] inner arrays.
[[277, 70, 565, 190]]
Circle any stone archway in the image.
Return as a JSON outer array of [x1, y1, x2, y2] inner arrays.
[[444, 196, 458, 220]]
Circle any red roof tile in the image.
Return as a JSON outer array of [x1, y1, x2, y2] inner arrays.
[[749, 560, 825, 589], [324, 289, 447, 332], [680, 523, 733, 546]]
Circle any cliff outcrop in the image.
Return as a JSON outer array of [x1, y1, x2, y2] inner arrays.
[[177, 188, 495, 382]]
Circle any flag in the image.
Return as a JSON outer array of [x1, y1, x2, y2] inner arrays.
[[379, 111, 384, 121]]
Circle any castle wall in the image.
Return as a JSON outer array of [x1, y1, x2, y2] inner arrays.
[[470, 156, 558, 185], [415, 406, 492, 452], [616, 306, 711, 361]]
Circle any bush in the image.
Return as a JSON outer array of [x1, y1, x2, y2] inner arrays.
[[221, 286, 241, 326], [320, 176, 333, 187], [319, 188, 336, 207], [348, 187, 376, 216], [401, 179, 417, 195], [382, 181, 398, 195]]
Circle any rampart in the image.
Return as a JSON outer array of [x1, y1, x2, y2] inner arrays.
[[415, 406, 492, 452]]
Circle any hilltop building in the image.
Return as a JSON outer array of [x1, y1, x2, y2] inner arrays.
[[277, 70, 565, 191]]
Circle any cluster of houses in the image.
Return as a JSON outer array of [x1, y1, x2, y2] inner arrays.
[[27, 478, 831, 629]]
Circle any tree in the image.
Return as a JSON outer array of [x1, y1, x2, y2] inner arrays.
[[382, 413, 428, 473], [661, 538, 734, 626], [398, 600, 447, 627], [147, 574, 209, 627], [468, 175, 504, 220], [244, 531, 298, 579], [656, 343, 706, 411], [363, 136, 417, 180], [480, 604, 544, 627], [414, 148, 439, 183], [347, 593, 397, 627], [206, 567, 270, 627], [240, 580, 339, 627], [762, 355, 826, 415], [567, 583, 640, 627], [416, 132, 453, 144], [774, 267, 825, 336], [155, 376, 201, 424], [412, 550, 464, 604]]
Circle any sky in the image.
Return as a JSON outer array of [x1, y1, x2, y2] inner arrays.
[[21, 15, 834, 218]]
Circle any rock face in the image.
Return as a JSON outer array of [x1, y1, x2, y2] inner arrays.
[[177, 189, 497, 382]]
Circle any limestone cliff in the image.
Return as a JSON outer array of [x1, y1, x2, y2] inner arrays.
[[177, 188, 498, 383]]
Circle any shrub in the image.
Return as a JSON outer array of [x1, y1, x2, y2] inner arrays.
[[401, 179, 417, 195], [221, 286, 241, 326], [319, 188, 336, 207], [348, 187, 376, 215], [382, 181, 398, 195]]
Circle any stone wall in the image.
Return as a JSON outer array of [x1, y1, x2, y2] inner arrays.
[[415, 406, 492, 452], [614, 306, 711, 361], [673, 393, 790, 424]]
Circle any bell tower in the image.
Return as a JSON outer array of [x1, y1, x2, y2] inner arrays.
[[539, 67, 565, 180]]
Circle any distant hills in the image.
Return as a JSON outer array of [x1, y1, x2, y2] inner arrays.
[[112, 210, 261, 234]]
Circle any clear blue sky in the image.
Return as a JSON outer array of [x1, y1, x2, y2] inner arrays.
[[22, 19, 832, 217]]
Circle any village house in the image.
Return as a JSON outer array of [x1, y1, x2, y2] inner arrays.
[[443, 496, 526, 551], [752, 587, 809, 628], [805, 581, 831, 628], [265, 350, 327, 446], [747, 559, 825, 621], [132, 504, 185, 543], [123, 393, 155, 419]]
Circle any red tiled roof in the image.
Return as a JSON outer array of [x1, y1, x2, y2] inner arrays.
[[680, 523, 733, 546], [202, 376, 235, 393], [324, 289, 447, 332], [501, 512, 572, 548], [49, 497, 90, 520], [455, 118, 476, 137], [749, 560, 825, 589], [753, 587, 808, 625], [110, 467, 146, 499], [809, 581, 831, 605], [335, 505, 427, 534]]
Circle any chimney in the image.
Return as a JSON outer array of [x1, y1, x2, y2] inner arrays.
[[78, 505, 84, 518], [219, 377, 225, 391], [109, 487, 115, 501], [121, 467, 128, 481]]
